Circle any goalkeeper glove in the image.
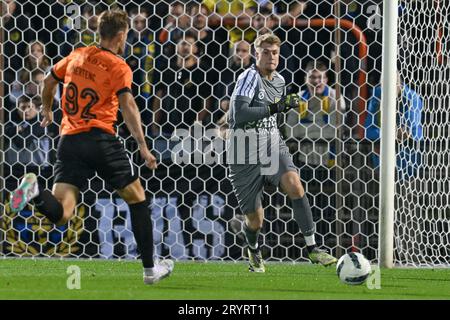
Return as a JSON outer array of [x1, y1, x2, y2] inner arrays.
[[268, 93, 301, 115]]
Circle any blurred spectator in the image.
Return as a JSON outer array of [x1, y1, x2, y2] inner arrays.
[[10, 69, 45, 102], [152, 31, 217, 137], [281, 60, 346, 228], [213, 40, 254, 140], [166, 0, 184, 25], [202, 0, 257, 45], [2, 0, 17, 26], [276, 0, 307, 25], [3, 0, 34, 110], [125, 9, 155, 101], [255, 0, 274, 12], [280, 1, 335, 88], [282, 60, 346, 168], [160, 1, 196, 58], [190, 3, 229, 69], [24, 41, 51, 72], [4, 97, 55, 168], [57, 1, 82, 56], [80, 7, 99, 47], [230, 40, 253, 70], [62, 4, 99, 55], [167, 1, 192, 31], [26, 69, 45, 98], [9, 70, 28, 104], [251, 5, 275, 36], [364, 72, 424, 180], [116, 9, 158, 136], [191, 3, 210, 43], [159, 1, 230, 66], [9, 68, 42, 100], [9, 41, 49, 104], [215, 40, 254, 122]]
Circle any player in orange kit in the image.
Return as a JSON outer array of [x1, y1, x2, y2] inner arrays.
[[9, 9, 173, 285]]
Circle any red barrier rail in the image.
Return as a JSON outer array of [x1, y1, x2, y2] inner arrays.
[[296, 18, 368, 139], [160, 16, 369, 138]]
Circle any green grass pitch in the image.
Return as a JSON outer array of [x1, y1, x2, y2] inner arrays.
[[0, 258, 449, 300]]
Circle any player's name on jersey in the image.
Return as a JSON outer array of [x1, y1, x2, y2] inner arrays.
[[87, 56, 109, 71], [69, 65, 96, 82]]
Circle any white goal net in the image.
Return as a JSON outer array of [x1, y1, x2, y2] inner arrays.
[[0, 0, 448, 267], [395, 0, 450, 266]]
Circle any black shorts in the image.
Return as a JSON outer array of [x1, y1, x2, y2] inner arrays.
[[54, 128, 138, 190]]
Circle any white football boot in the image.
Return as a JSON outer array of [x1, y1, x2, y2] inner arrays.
[[248, 246, 265, 273], [10, 173, 39, 213], [143, 259, 174, 285]]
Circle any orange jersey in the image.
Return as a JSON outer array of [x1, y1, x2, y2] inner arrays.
[[51, 46, 132, 136]]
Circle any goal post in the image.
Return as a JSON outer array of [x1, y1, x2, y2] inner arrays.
[[378, 0, 398, 269]]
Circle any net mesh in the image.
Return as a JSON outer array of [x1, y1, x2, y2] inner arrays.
[[0, 0, 447, 266], [395, 0, 450, 266]]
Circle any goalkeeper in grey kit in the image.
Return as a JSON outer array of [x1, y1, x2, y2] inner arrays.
[[227, 34, 337, 272]]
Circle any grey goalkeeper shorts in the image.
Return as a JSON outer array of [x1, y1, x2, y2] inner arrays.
[[228, 144, 297, 215]]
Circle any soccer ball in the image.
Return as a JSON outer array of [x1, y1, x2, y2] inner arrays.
[[336, 252, 372, 285]]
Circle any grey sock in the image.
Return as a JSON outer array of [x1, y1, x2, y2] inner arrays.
[[291, 196, 316, 237], [243, 222, 260, 250]]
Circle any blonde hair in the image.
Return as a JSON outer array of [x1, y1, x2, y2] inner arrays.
[[98, 9, 129, 40], [254, 33, 281, 50]]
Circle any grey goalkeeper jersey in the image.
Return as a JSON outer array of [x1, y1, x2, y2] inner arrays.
[[228, 65, 285, 131], [227, 65, 287, 165]]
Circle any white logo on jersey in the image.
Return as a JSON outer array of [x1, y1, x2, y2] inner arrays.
[[258, 90, 265, 100]]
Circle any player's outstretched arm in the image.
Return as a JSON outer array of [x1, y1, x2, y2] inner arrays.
[[119, 92, 157, 170], [232, 97, 271, 126], [40, 73, 59, 127], [232, 93, 301, 126]]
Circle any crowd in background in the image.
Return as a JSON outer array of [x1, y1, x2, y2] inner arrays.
[[2, 0, 390, 166], [1, 0, 427, 261], [3, 0, 425, 175], [2, 0, 426, 175], [3, 0, 424, 184], [2, 0, 425, 186]]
